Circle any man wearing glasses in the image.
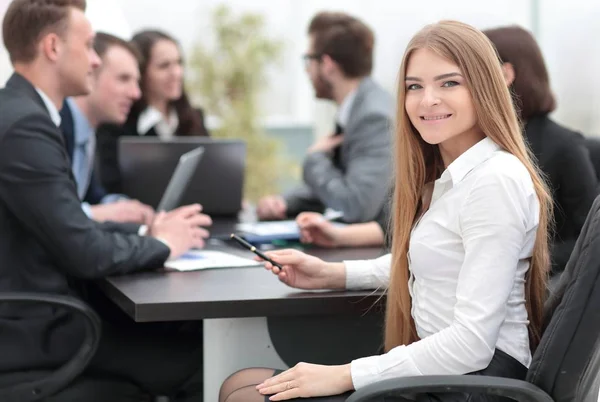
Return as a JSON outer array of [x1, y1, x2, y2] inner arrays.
[[257, 11, 393, 224]]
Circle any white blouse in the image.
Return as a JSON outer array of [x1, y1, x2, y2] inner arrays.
[[137, 106, 179, 140], [344, 137, 539, 390]]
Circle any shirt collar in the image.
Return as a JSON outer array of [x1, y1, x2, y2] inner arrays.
[[66, 98, 94, 146], [443, 137, 502, 185], [35, 88, 62, 127], [336, 88, 358, 128], [137, 106, 179, 137]]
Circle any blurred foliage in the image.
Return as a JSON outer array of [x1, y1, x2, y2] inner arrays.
[[187, 4, 295, 202]]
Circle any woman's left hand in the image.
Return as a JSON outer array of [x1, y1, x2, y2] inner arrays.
[[256, 362, 354, 401]]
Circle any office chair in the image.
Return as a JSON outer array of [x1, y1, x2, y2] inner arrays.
[[347, 195, 600, 402], [0, 293, 164, 402], [0, 293, 100, 401]]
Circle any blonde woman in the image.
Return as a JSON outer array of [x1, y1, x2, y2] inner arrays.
[[219, 20, 552, 402]]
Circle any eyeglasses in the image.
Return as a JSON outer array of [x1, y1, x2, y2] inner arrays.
[[302, 53, 322, 66]]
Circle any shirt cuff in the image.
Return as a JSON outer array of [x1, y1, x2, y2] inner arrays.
[[138, 225, 171, 254], [81, 202, 92, 218], [101, 193, 129, 204], [350, 345, 422, 390], [344, 260, 370, 290]]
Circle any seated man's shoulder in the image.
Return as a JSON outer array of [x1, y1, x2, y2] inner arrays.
[[0, 90, 54, 136], [364, 80, 392, 104], [351, 80, 393, 122], [347, 96, 393, 139]]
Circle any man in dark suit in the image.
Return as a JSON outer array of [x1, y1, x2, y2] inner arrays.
[[0, 1, 209, 400], [60, 32, 155, 225], [257, 12, 393, 223]]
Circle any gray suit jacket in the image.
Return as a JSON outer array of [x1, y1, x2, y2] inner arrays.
[[284, 77, 393, 222]]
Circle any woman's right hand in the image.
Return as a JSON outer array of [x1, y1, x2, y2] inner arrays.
[[260, 249, 345, 290]]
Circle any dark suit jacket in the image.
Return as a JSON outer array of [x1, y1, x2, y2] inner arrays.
[[96, 107, 209, 194], [59, 100, 107, 204], [0, 73, 170, 372], [584, 136, 600, 183], [525, 114, 598, 274]]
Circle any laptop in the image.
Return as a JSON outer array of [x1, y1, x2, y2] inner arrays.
[[157, 146, 204, 212], [118, 138, 246, 217]]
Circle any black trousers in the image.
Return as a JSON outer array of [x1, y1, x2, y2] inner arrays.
[[81, 285, 204, 401], [268, 349, 527, 402]]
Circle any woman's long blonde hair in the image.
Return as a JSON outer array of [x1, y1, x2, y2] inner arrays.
[[385, 21, 552, 353]]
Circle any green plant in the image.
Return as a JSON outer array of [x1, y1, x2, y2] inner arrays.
[[187, 4, 294, 202]]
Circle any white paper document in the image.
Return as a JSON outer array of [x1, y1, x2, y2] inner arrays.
[[236, 209, 345, 237], [236, 220, 299, 236], [165, 250, 261, 271]]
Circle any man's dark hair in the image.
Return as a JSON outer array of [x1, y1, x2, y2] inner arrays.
[[308, 11, 374, 78], [2, 0, 87, 63], [94, 32, 141, 62]]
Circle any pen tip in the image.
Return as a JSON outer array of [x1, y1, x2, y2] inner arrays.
[[230, 233, 234, 238]]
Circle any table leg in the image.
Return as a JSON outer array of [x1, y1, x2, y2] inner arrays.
[[204, 317, 288, 402]]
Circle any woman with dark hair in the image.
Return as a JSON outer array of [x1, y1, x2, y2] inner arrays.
[[485, 26, 598, 275], [96, 29, 209, 193], [128, 30, 207, 138]]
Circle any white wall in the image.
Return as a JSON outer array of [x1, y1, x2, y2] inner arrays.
[[0, 0, 130, 85], [114, 0, 535, 135], [539, 0, 600, 135], [0, 0, 11, 86], [2, 0, 599, 135]]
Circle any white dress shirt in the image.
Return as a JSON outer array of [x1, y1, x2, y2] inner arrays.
[[35, 88, 61, 127], [344, 137, 539, 390], [336, 88, 357, 129]]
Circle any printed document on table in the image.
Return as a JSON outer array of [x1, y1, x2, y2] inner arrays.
[[236, 209, 345, 239], [165, 250, 261, 271]]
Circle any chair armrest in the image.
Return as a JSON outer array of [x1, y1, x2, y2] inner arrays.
[[0, 293, 101, 402], [345, 375, 553, 402]]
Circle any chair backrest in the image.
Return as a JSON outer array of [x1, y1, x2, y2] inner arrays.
[[0, 294, 101, 402], [584, 137, 600, 182], [527, 195, 600, 402]]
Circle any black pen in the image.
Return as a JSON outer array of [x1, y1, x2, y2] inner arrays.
[[230, 234, 284, 270]]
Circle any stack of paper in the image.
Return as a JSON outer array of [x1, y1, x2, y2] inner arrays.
[[165, 250, 261, 272]]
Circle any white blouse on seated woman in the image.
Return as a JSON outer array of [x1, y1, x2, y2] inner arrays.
[[343, 137, 539, 389], [137, 105, 179, 140]]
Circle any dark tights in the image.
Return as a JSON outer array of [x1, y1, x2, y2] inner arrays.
[[219, 368, 277, 402], [219, 348, 528, 402]]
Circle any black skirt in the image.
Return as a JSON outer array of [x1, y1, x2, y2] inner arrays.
[[267, 348, 527, 402]]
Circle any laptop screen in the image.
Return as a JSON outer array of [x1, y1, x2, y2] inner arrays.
[[157, 146, 204, 212], [119, 138, 246, 216]]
